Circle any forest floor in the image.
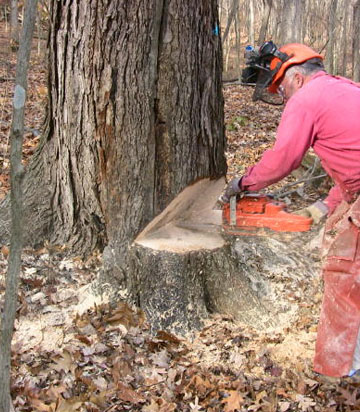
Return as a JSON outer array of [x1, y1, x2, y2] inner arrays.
[[1, 22, 360, 412]]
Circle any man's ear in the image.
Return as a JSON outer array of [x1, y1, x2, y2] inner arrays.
[[294, 72, 305, 88]]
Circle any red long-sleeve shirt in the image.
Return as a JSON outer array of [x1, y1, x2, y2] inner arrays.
[[240, 71, 360, 213]]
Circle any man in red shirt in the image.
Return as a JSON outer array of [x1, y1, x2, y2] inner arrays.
[[223, 42, 360, 378]]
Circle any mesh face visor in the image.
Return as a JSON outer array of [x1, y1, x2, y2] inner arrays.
[[252, 62, 285, 105], [241, 41, 290, 105]]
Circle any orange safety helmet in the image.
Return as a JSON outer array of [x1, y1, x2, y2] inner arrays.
[[268, 43, 323, 93]]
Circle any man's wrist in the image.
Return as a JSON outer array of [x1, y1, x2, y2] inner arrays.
[[313, 200, 329, 216]]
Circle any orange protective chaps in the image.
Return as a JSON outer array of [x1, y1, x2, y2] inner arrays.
[[314, 196, 360, 377]]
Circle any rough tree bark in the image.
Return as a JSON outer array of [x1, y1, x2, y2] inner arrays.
[[1, 0, 226, 249]]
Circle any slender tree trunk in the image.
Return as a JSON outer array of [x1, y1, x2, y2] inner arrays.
[[234, 9, 241, 77], [248, 0, 255, 45], [269, 0, 283, 44], [222, 0, 239, 44], [0, 1, 38, 409], [10, 0, 19, 47], [325, 0, 338, 74], [339, 1, 349, 76], [353, 0, 360, 81], [258, 0, 272, 45]]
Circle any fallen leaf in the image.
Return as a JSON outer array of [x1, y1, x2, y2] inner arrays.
[[142, 399, 160, 412], [28, 398, 54, 412], [279, 401, 291, 412], [156, 330, 181, 344], [1, 245, 9, 258], [222, 390, 244, 412], [150, 349, 171, 368], [296, 394, 317, 411], [55, 398, 83, 412], [116, 382, 145, 403], [52, 350, 76, 374]]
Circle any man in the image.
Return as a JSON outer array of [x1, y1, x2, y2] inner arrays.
[[222, 42, 360, 378]]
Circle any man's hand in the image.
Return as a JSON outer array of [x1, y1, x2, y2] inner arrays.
[[294, 200, 328, 224], [219, 177, 242, 204]]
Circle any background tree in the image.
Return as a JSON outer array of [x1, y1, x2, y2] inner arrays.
[[258, 0, 272, 45], [10, 0, 18, 47], [338, 0, 350, 76], [353, 0, 360, 81], [325, 0, 338, 73], [0, 1, 38, 409], [279, 0, 305, 44]]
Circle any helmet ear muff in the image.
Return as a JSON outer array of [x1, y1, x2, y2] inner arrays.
[[245, 42, 293, 104], [268, 44, 323, 92], [241, 42, 322, 105]]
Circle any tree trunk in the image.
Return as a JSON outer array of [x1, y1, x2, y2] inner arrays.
[[0, 1, 38, 409], [0, 0, 228, 329], [1, 0, 226, 249], [258, 0, 272, 45], [325, 0, 338, 74], [353, 0, 360, 81], [234, 9, 242, 77], [269, 0, 282, 44], [279, 0, 304, 44], [248, 0, 255, 45], [222, 0, 239, 44], [339, 1, 349, 77], [10, 0, 19, 47]]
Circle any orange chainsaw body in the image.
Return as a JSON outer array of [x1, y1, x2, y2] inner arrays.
[[222, 195, 313, 235]]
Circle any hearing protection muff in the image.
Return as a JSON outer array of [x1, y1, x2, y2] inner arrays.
[[241, 41, 291, 105]]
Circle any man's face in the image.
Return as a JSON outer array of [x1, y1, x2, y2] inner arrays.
[[278, 70, 305, 103]]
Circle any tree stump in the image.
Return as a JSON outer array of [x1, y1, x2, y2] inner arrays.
[[129, 178, 317, 334]]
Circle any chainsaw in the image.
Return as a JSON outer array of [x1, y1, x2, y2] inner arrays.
[[222, 194, 313, 236]]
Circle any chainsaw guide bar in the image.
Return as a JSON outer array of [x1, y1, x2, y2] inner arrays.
[[222, 194, 313, 236]]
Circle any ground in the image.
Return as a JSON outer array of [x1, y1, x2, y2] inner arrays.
[[1, 21, 359, 412]]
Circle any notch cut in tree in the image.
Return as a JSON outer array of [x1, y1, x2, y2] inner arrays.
[[125, 177, 316, 334]]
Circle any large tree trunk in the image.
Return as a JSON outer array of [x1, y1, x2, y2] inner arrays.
[[0, 1, 228, 330], [1, 0, 226, 250]]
